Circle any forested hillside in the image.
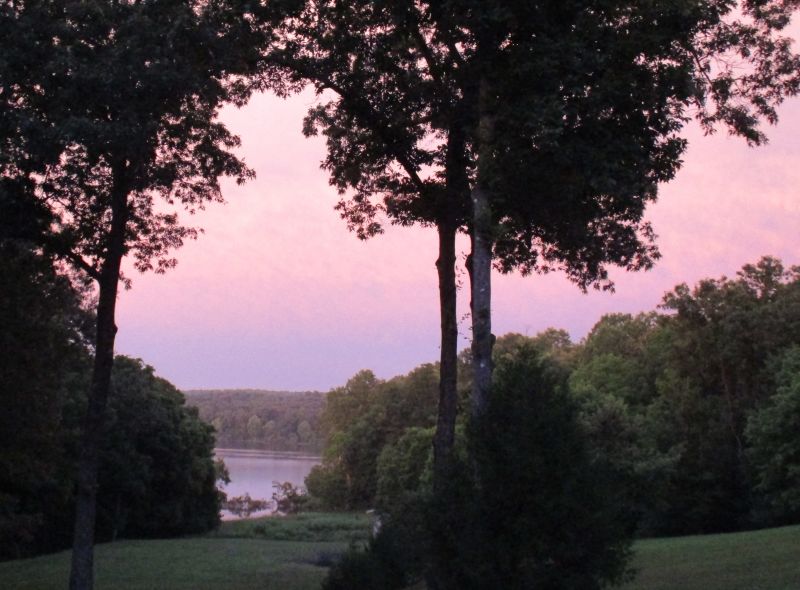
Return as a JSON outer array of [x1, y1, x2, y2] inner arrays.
[[184, 390, 326, 453], [0, 244, 223, 561], [309, 257, 800, 538]]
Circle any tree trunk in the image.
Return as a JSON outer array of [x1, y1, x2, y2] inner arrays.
[[432, 221, 458, 491], [470, 75, 494, 419], [69, 168, 129, 590], [431, 111, 470, 490]]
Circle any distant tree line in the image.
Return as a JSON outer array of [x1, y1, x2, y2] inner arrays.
[[309, 257, 800, 538], [0, 245, 223, 561], [185, 390, 326, 454]]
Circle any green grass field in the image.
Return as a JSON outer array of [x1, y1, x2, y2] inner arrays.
[[1, 516, 797, 590], [0, 513, 370, 590], [622, 524, 800, 590]]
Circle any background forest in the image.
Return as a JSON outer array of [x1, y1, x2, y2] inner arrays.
[[307, 256, 800, 539], [185, 390, 325, 453], [0, 245, 223, 560]]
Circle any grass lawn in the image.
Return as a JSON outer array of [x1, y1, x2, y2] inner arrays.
[[0, 512, 370, 590], [1, 516, 798, 590], [622, 524, 800, 590]]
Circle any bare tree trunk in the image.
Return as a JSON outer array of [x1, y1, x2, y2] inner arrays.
[[470, 75, 494, 419], [433, 221, 458, 492], [432, 113, 470, 490], [69, 168, 129, 590]]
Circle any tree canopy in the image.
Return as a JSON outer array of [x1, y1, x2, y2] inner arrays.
[[260, 1, 800, 480]]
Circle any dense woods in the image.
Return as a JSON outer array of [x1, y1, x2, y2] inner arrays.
[[312, 257, 800, 587], [0, 246, 223, 561], [185, 390, 325, 453]]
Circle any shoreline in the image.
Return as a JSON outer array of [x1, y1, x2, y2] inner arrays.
[[214, 447, 321, 461]]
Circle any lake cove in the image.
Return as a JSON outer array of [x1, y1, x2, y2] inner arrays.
[[216, 448, 320, 519]]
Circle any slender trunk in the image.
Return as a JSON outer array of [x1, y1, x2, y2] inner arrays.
[[432, 112, 469, 490], [432, 221, 458, 492], [69, 167, 129, 590], [470, 75, 494, 419]]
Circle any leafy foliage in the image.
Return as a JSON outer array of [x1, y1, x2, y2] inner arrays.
[[270, 0, 800, 285], [746, 347, 800, 521], [0, 246, 92, 559], [223, 494, 271, 519], [314, 255, 800, 590], [570, 257, 800, 534], [185, 390, 326, 453], [0, 253, 224, 558], [96, 357, 223, 540], [1, 2, 264, 584], [427, 342, 635, 590], [271, 482, 310, 515], [306, 365, 439, 510]]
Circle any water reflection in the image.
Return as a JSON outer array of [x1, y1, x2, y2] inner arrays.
[[215, 448, 320, 519]]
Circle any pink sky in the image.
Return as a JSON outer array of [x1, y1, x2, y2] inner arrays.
[[114, 90, 800, 391]]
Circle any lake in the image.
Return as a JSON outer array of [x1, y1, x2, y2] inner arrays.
[[215, 448, 320, 519]]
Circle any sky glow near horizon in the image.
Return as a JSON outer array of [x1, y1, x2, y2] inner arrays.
[[114, 90, 800, 392]]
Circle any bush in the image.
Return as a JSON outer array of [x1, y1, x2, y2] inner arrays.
[[430, 343, 635, 590], [322, 519, 423, 590], [96, 356, 224, 539], [271, 481, 309, 514], [322, 343, 636, 590], [305, 464, 349, 510]]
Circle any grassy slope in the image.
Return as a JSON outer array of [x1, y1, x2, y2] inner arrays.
[[0, 513, 370, 590], [1, 517, 798, 590], [1, 538, 342, 590], [622, 524, 800, 590]]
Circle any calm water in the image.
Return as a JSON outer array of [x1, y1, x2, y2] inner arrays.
[[215, 448, 320, 519]]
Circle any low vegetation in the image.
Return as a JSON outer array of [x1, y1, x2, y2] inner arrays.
[[0, 518, 797, 590], [0, 513, 370, 590], [212, 513, 371, 544]]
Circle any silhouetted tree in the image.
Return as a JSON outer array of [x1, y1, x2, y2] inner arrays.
[[263, 2, 800, 486], [1, 1, 261, 587]]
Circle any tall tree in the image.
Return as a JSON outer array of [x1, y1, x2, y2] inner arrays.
[[1, 1, 261, 587], [266, 0, 799, 434], [448, 0, 800, 416], [266, 1, 475, 488]]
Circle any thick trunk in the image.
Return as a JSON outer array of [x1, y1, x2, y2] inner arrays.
[[470, 75, 495, 419], [69, 169, 129, 590], [470, 184, 492, 418], [432, 221, 458, 491]]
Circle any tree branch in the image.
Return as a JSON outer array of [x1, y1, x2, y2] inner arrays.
[[269, 55, 429, 196]]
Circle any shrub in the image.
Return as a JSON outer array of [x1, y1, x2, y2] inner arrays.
[[430, 343, 635, 589]]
